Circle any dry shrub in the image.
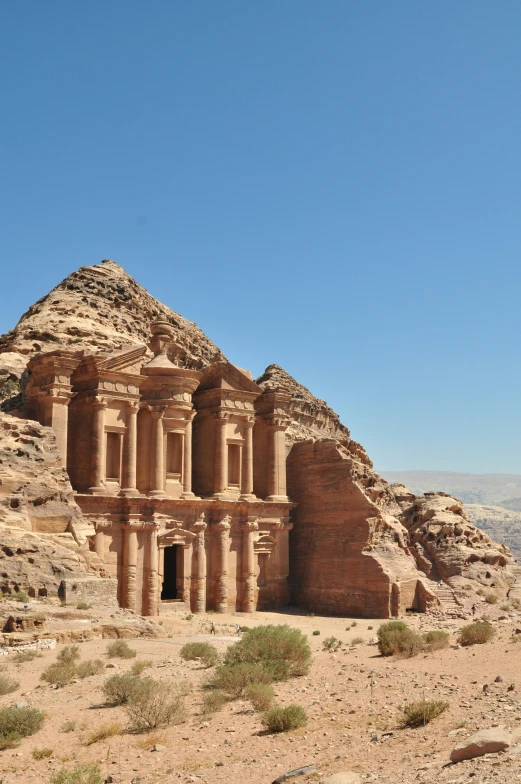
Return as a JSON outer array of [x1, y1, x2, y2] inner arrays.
[[57, 646, 80, 665], [210, 661, 280, 698], [261, 704, 307, 733], [0, 675, 19, 695], [485, 592, 498, 605], [422, 630, 450, 652], [32, 747, 53, 759], [350, 637, 364, 647], [102, 673, 143, 706], [76, 603, 91, 610], [50, 762, 103, 784], [107, 639, 137, 659], [323, 636, 342, 652], [224, 625, 311, 677], [131, 659, 153, 675], [11, 650, 42, 664], [76, 660, 104, 679], [377, 622, 423, 658], [40, 662, 76, 685], [399, 699, 449, 728], [124, 678, 189, 731], [201, 690, 229, 715], [60, 720, 76, 733], [244, 682, 275, 711], [84, 722, 121, 745], [458, 621, 495, 646], [180, 642, 219, 668], [0, 706, 44, 749]]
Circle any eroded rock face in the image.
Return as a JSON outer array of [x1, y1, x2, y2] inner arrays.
[[287, 440, 437, 617], [397, 490, 517, 594]]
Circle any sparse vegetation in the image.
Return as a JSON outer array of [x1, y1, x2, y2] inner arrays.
[[211, 661, 278, 697], [102, 673, 143, 706], [201, 690, 229, 715], [32, 747, 53, 759], [422, 630, 450, 652], [0, 675, 19, 695], [261, 704, 308, 733], [76, 603, 91, 610], [124, 678, 189, 731], [12, 650, 42, 664], [485, 592, 498, 604], [180, 642, 219, 668], [76, 659, 105, 679], [131, 659, 153, 675], [57, 646, 80, 665], [458, 621, 495, 646], [244, 682, 275, 711], [223, 625, 311, 678], [323, 636, 342, 652], [84, 722, 121, 745], [107, 639, 137, 659], [50, 762, 103, 784], [351, 637, 364, 646], [377, 621, 423, 658], [40, 662, 76, 685], [399, 699, 449, 728], [60, 720, 76, 733], [312, 630, 320, 635], [0, 706, 44, 749], [14, 591, 30, 603]]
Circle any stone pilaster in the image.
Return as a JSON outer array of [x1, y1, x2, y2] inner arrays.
[[242, 517, 258, 613]]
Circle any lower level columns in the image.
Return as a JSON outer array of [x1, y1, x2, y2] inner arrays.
[[94, 526, 105, 562], [242, 517, 258, 613], [122, 525, 138, 611], [215, 517, 231, 613], [143, 526, 159, 616], [192, 516, 207, 613]]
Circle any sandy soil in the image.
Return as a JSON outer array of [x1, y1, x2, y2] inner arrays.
[[0, 603, 520, 784]]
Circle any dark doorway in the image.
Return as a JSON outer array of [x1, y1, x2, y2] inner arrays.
[[161, 546, 179, 600]]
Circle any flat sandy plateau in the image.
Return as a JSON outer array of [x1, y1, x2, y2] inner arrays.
[[1, 603, 521, 784]]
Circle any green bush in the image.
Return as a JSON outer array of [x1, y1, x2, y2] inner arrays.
[[377, 621, 423, 658], [57, 646, 80, 665], [312, 630, 320, 636], [131, 659, 153, 675], [76, 603, 91, 610], [422, 630, 450, 652], [32, 747, 53, 759], [40, 662, 76, 685], [351, 637, 364, 647], [14, 591, 30, 603], [102, 673, 143, 706], [60, 720, 76, 733], [261, 704, 308, 733], [201, 690, 229, 715], [0, 706, 44, 749], [323, 636, 341, 652], [224, 625, 311, 677], [244, 682, 275, 711], [0, 675, 19, 695], [124, 678, 188, 731], [399, 699, 449, 728], [107, 640, 136, 659], [11, 650, 42, 664], [76, 659, 104, 679], [211, 661, 280, 697], [180, 642, 219, 668], [50, 763, 103, 784], [458, 621, 495, 646]]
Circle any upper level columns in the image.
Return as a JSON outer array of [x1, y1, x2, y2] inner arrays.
[[213, 412, 229, 498], [240, 418, 255, 500], [46, 392, 73, 468], [266, 416, 289, 502], [181, 411, 196, 499], [149, 407, 166, 497], [89, 399, 108, 494], [120, 401, 139, 497]]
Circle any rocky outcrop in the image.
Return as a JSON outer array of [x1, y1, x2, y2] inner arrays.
[[0, 413, 102, 596], [287, 440, 437, 617], [397, 490, 517, 595], [466, 503, 521, 562]]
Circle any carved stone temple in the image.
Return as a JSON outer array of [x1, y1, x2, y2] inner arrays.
[[24, 320, 293, 616]]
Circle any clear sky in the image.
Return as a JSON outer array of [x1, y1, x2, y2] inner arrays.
[[1, 2, 520, 473]]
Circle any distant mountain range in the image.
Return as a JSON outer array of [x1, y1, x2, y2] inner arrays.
[[380, 471, 521, 562]]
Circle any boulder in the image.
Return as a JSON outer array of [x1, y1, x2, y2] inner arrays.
[[450, 726, 511, 762]]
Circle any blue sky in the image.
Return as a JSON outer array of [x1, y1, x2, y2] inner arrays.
[[1, 2, 521, 473]]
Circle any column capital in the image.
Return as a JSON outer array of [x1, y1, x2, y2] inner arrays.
[[90, 397, 109, 410], [149, 405, 167, 419], [215, 515, 232, 533], [243, 416, 255, 428], [264, 414, 289, 430], [191, 512, 207, 534], [46, 389, 75, 405], [242, 516, 259, 532], [213, 411, 230, 423], [125, 400, 140, 412]]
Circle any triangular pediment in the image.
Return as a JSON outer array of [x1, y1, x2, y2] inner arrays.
[[196, 361, 261, 394], [80, 345, 148, 376]]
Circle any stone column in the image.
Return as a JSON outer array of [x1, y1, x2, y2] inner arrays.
[[120, 402, 139, 496], [123, 525, 138, 611], [89, 399, 108, 494], [144, 526, 159, 616], [215, 517, 231, 613], [149, 408, 166, 497], [181, 412, 196, 499], [47, 392, 73, 468], [266, 417, 288, 501], [94, 527, 104, 562], [242, 518, 258, 613], [240, 418, 256, 500], [213, 412, 229, 497], [192, 517, 207, 614]]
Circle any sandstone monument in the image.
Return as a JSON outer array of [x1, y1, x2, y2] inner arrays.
[[0, 260, 518, 616]]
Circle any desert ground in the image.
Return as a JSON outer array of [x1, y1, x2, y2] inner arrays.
[[0, 599, 520, 784]]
